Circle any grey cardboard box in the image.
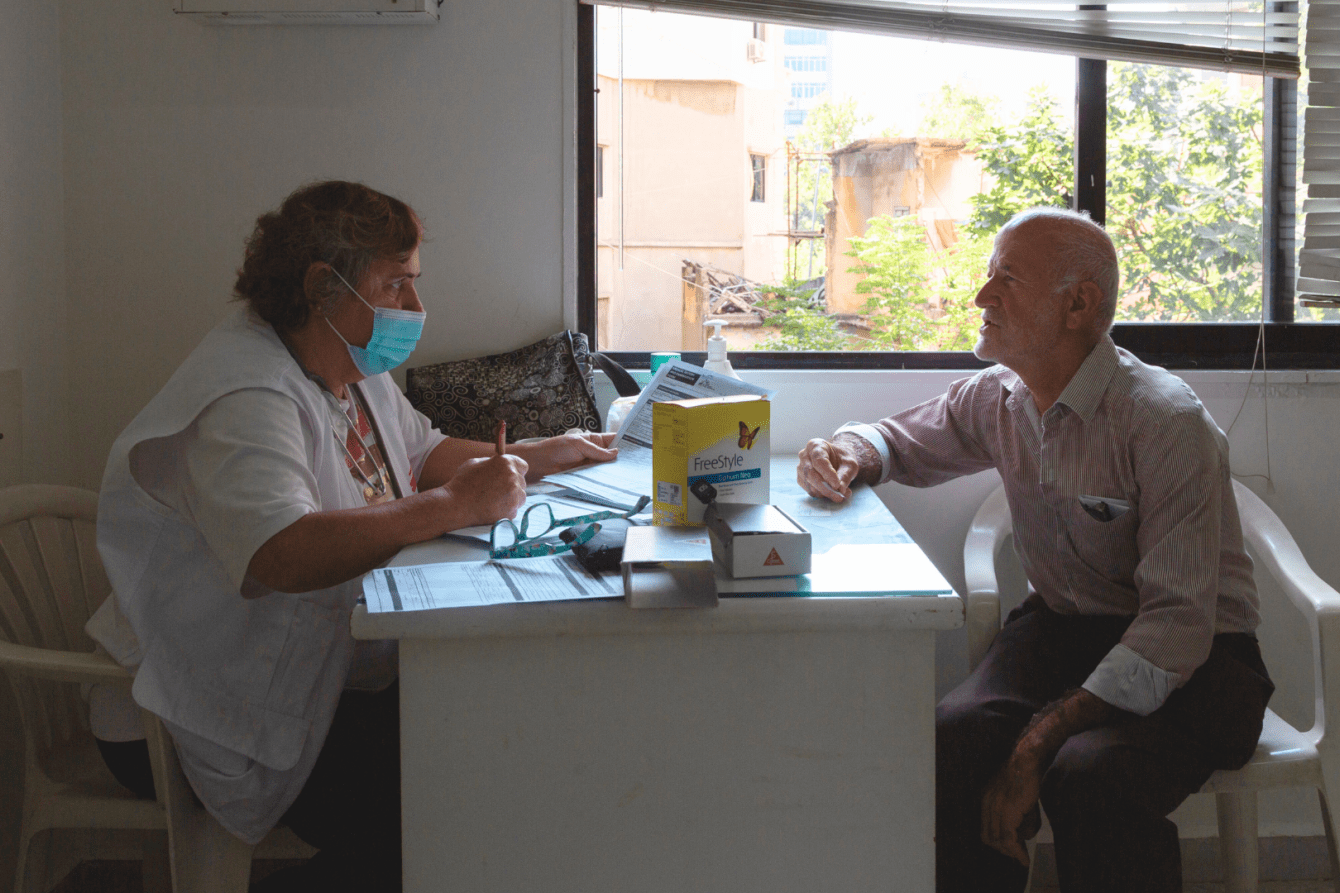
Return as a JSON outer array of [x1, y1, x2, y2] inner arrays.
[[704, 502, 811, 578]]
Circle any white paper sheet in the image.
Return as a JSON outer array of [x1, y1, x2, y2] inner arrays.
[[445, 491, 647, 544], [363, 554, 623, 612]]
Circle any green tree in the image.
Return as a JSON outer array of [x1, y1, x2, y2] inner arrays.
[[760, 64, 1265, 349], [795, 94, 872, 153], [918, 81, 1001, 143], [967, 65, 1263, 322], [967, 86, 1073, 235], [847, 216, 988, 351], [1105, 65, 1263, 321], [757, 305, 853, 350], [789, 97, 874, 279]]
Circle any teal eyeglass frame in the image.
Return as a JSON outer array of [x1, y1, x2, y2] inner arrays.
[[489, 495, 651, 560]]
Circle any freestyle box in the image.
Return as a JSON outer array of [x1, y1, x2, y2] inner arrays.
[[651, 394, 770, 526]]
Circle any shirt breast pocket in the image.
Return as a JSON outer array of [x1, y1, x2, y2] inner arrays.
[[1066, 496, 1139, 582], [1078, 494, 1131, 523]]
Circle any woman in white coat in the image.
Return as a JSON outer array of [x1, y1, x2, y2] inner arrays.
[[85, 180, 618, 892]]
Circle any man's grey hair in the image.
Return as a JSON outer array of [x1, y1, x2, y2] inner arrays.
[[999, 207, 1120, 335]]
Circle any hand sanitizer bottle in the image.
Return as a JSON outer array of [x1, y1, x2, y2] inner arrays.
[[702, 320, 742, 379]]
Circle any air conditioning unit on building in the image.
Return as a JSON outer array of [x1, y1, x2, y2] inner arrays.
[[173, 0, 439, 24], [746, 38, 769, 63]]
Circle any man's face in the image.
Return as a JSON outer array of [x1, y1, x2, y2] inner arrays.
[[972, 224, 1068, 370], [329, 246, 423, 349]]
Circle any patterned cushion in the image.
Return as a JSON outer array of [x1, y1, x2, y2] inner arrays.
[[405, 331, 601, 443]]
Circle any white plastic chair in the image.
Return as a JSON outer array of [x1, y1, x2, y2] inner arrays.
[[0, 484, 304, 893], [0, 485, 169, 893], [962, 480, 1340, 893]]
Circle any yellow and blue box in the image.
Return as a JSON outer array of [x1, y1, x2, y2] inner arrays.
[[651, 394, 769, 526]]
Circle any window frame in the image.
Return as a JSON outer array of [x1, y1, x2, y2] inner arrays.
[[576, 4, 1340, 370], [750, 154, 767, 203]]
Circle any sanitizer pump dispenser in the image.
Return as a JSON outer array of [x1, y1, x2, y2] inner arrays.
[[702, 320, 742, 379]]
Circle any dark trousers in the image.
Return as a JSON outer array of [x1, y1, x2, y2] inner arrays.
[[98, 681, 401, 893], [936, 596, 1273, 893]]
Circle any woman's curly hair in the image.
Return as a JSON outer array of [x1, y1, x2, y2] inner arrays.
[[234, 180, 422, 334]]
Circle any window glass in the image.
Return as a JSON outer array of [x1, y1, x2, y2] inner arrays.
[[594, 6, 1270, 352]]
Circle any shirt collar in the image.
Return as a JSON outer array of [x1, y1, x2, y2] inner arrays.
[[1053, 335, 1119, 423], [998, 335, 1119, 424]]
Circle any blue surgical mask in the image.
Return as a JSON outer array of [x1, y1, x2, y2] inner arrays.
[[326, 267, 426, 377]]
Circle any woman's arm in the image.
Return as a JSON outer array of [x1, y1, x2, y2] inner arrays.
[[246, 451, 528, 594], [417, 430, 617, 488]]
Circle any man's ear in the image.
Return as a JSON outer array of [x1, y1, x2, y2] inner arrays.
[[1066, 280, 1103, 331]]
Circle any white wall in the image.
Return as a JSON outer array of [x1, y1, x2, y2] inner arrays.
[[59, 0, 580, 490], [0, 2, 69, 884], [1, 0, 71, 485]]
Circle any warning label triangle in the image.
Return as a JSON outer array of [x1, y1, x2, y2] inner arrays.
[[763, 548, 785, 566]]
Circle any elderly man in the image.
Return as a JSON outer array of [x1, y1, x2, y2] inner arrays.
[[86, 181, 618, 892], [797, 208, 1273, 892]]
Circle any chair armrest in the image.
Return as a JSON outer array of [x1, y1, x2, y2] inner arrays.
[[0, 638, 132, 684], [1232, 481, 1340, 746], [964, 486, 1013, 671]]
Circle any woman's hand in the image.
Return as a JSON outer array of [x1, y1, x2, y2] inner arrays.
[[439, 452, 529, 529], [514, 431, 618, 482]]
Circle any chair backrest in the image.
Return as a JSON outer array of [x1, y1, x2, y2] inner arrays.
[[1230, 481, 1340, 749], [0, 485, 109, 764]]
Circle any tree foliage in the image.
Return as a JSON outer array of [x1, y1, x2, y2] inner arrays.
[[847, 216, 987, 350], [966, 86, 1073, 234], [760, 62, 1267, 349], [917, 81, 1001, 143], [969, 65, 1263, 322]]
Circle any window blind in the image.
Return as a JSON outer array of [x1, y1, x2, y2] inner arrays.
[[1298, 0, 1340, 306], [586, 0, 1299, 77]]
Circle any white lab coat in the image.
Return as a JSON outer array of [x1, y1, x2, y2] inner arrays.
[[86, 307, 443, 842]]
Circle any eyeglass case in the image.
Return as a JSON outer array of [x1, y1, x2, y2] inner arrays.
[[559, 518, 638, 572]]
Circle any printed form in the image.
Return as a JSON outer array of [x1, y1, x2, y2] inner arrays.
[[363, 554, 623, 613]]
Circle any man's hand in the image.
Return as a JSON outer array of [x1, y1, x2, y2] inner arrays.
[[796, 437, 863, 502], [980, 751, 1044, 866], [979, 687, 1119, 865], [440, 452, 529, 528], [514, 431, 618, 482]]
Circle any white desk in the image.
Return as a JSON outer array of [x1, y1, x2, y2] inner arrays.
[[352, 457, 961, 893]]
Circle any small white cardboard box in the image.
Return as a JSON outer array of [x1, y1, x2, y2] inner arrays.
[[704, 502, 811, 579], [621, 525, 719, 608]]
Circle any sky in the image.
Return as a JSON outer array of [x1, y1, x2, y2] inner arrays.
[[828, 30, 1077, 136]]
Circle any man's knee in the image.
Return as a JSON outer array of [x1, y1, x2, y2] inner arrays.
[[1041, 733, 1123, 811], [936, 694, 1028, 766]]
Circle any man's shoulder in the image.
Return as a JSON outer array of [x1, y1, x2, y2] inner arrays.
[[954, 363, 1018, 399], [1108, 347, 1204, 421]]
